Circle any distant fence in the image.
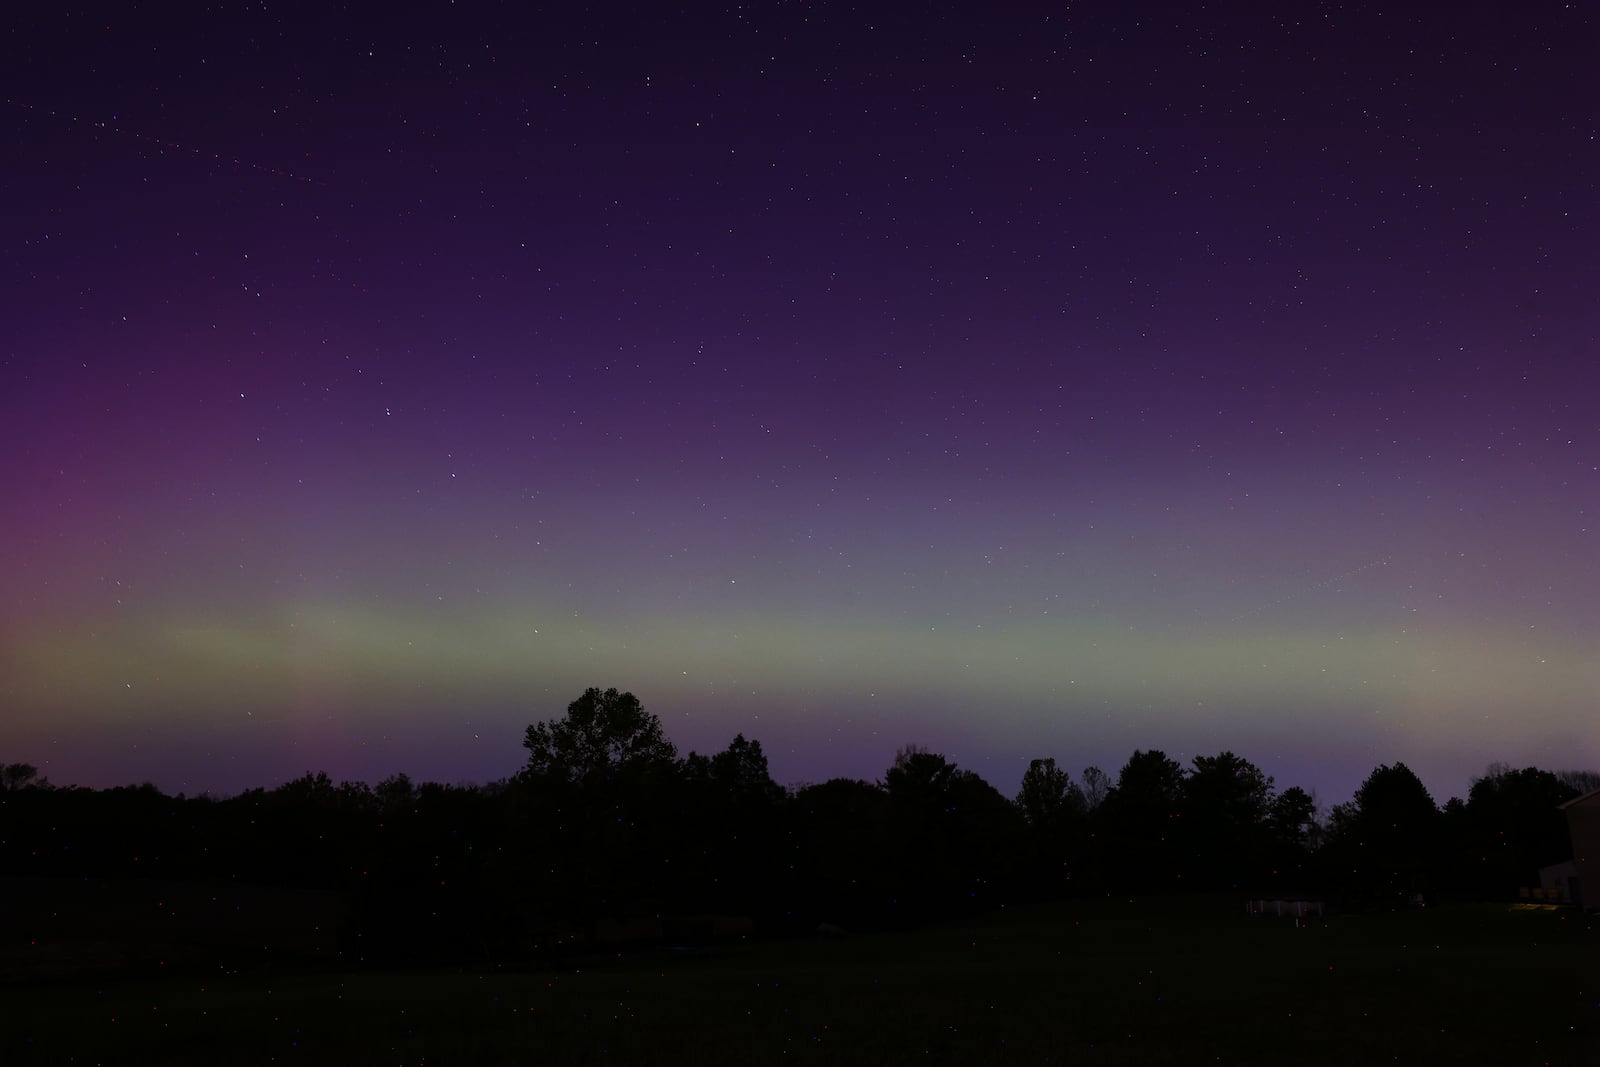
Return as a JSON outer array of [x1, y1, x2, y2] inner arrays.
[[1245, 898, 1324, 919]]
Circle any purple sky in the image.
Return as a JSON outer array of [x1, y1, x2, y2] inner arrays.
[[3, 2, 1597, 805]]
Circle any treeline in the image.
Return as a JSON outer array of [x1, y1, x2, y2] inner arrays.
[[1, 689, 1593, 969]]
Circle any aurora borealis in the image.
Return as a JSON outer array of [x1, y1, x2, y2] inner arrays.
[[3, 2, 1596, 802]]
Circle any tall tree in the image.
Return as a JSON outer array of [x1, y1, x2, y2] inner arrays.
[[789, 778, 891, 927], [1269, 786, 1318, 852], [1016, 758, 1084, 830], [1103, 750, 1185, 831], [1182, 752, 1274, 887], [710, 733, 785, 805], [522, 687, 677, 785], [1079, 765, 1111, 811], [519, 688, 680, 943], [1457, 764, 1578, 897], [1099, 750, 1187, 888], [670, 734, 787, 912], [884, 747, 1023, 915], [1016, 758, 1087, 894], [1328, 762, 1440, 901]]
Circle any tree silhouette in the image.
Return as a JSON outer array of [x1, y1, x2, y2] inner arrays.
[[885, 745, 961, 799], [11, 692, 1585, 977], [1079, 765, 1110, 811], [522, 687, 678, 785], [1269, 786, 1318, 852], [710, 733, 785, 805], [670, 734, 787, 915], [1016, 758, 1084, 829], [1103, 750, 1184, 831], [1, 762, 49, 790], [1100, 750, 1187, 887], [790, 777, 892, 927], [879, 747, 1024, 916], [1555, 768, 1600, 794], [1016, 758, 1087, 893], [375, 772, 418, 813], [1454, 764, 1578, 897], [1182, 752, 1274, 887], [520, 688, 680, 945], [1327, 762, 1440, 901]]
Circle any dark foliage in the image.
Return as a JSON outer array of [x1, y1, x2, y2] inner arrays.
[[3, 691, 1593, 976], [1321, 762, 1441, 902], [1440, 764, 1580, 899], [1099, 749, 1187, 888]]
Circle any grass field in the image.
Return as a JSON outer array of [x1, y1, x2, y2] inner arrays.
[[4, 896, 1596, 1065]]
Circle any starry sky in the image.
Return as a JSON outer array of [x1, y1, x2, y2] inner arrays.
[[3, 2, 1596, 803]]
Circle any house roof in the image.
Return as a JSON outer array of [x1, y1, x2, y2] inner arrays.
[[1558, 786, 1600, 810]]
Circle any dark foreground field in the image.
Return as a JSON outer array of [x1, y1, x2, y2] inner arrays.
[[5, 896, 1596, 1065]]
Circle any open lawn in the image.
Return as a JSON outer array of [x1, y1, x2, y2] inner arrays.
[[4, 896, 1596, 1065]]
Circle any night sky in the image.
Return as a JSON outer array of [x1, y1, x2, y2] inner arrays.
[[4, 2, 1596, 804]]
